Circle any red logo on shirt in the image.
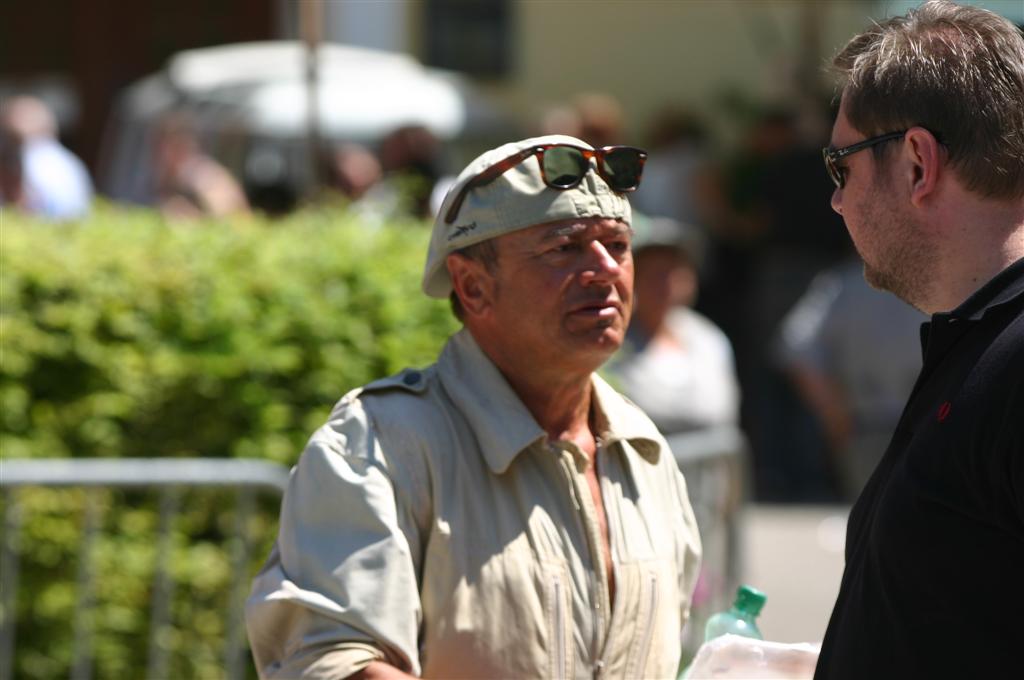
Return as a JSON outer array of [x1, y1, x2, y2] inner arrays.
[[937, 401, 952, 422]]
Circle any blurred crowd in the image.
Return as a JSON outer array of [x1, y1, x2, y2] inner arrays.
[[0, 89, 925, 505]]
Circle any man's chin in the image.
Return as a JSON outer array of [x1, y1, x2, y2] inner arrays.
[[583, 327, 625, 361], [863, 261, 925, 310], [862, 262, 890, 293]]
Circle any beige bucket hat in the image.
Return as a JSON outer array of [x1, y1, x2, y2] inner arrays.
[[422, 134, 632, 298]]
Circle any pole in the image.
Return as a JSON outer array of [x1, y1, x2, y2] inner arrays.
[[299, 0, 324, 195]]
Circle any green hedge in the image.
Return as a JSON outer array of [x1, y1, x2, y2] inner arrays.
[[2, 203, 458, 463], [0, 204, 459, 679]]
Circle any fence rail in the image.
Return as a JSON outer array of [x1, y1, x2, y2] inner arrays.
[[1, 458, 291, 491]]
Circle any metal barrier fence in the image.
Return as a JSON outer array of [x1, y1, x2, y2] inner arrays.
[[0, 458, 291, 680], [668, 425, 749, 655], [1, 437, 744, 678]]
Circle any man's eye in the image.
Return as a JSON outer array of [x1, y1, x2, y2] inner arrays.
[[553, 243, 579, 253]]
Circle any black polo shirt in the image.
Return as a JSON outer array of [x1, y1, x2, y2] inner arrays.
[[815, 257, 1024, 679]]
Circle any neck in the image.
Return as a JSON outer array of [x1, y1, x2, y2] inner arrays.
[[503, 370, 594, 444], [468, 327, 596, 444], [924, 197, 1024, 314]]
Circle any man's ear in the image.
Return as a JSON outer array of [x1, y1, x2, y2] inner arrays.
[[447, 253, 496, 319], [904, 126, 944, 208]]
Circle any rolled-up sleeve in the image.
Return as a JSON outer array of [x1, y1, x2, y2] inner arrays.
[[245, 398, 423, 679]]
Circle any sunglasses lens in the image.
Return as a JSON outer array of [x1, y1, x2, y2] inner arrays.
[[823, 150, 843, 188], [542, 146, 588, 188], [600, 148, 644, 191], [832, 163, 845, 188]]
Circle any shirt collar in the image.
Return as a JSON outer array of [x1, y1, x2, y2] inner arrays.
[[948, 255, 1024, 322], [436, 329, 663, 474]]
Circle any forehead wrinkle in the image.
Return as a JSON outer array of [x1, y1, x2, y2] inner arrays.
[[542, 220, 632, 241], [544, 222, 587, 240]]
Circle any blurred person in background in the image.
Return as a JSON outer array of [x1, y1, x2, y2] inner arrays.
[[328, 142, 396, 226], [700, 106, 846, 501], [151, 112, 249, 219], [535, 92, 629, 153], [536, 102, 583, 140], [0, 95, 92, 220], [606, 214, 740, 436], [744, 101, 857, 503], [816, 2, 1024, 677], [573, 92, 627, 149], [330, 142, 383, 202], [696, 109, 800, 379], [246, 135, 701, 679], [630, 106, 711, 229], [376, 124, 443, 219], [775, 255, 925, 501]]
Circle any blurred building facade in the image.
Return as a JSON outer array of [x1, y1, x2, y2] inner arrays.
[[5, 1, 1022, 179]]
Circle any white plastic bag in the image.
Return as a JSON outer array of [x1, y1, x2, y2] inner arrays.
[[685, 634, 821, 679]]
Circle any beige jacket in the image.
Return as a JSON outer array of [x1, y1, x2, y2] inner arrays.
[[246, 329, 702, 679]]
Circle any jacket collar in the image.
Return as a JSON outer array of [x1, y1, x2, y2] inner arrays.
[[590, 373, 663, 464], [437, 329, 662, 474]]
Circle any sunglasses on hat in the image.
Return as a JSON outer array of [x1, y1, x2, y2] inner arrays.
[[444, 143, 647, 225]]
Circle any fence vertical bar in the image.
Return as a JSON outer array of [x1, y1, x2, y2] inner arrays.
[[146, 486, 180, 680], [1, 491, 23, 680], [224, 486, 254, 680], [71, 490, 102, 680], [725, 450, 745, 590]]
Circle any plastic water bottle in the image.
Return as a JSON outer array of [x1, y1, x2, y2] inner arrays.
[[703, 584, 766, 641], [678, 585, 767, 679]]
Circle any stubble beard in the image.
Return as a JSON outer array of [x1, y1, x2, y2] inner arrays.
[[857, 192, 936, 313]]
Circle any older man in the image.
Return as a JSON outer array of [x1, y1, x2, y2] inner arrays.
[[816, 2, 1024, 678], [246, 135, 702, 679]]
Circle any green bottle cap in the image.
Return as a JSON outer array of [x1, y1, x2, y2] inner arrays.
[[733, 584, 766, 616]]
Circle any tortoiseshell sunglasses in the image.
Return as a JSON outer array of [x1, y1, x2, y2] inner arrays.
[[445, 144, 647, 224]]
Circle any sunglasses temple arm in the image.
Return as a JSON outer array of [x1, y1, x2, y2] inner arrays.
[[444, 148, 540, 224], [444, 189, 467, 224]]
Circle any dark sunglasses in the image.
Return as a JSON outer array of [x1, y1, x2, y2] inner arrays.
[[822, 130, 907, 188], [444, 143, 648, 224]]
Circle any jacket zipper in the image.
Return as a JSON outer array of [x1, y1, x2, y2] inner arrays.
[[553, 575, 566, 680], [635, 571, 659, 678], [592, 439, 609, 679]]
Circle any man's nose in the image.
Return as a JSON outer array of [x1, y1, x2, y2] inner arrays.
[[579, 241, 622, 285], [830, 185, 844, 215]]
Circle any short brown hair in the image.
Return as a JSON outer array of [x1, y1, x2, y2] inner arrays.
[[448, 239, 499, 321], [832, 0, 1024, 199]]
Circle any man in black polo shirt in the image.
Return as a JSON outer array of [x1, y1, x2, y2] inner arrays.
[[815, 1, 1024, 677]]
